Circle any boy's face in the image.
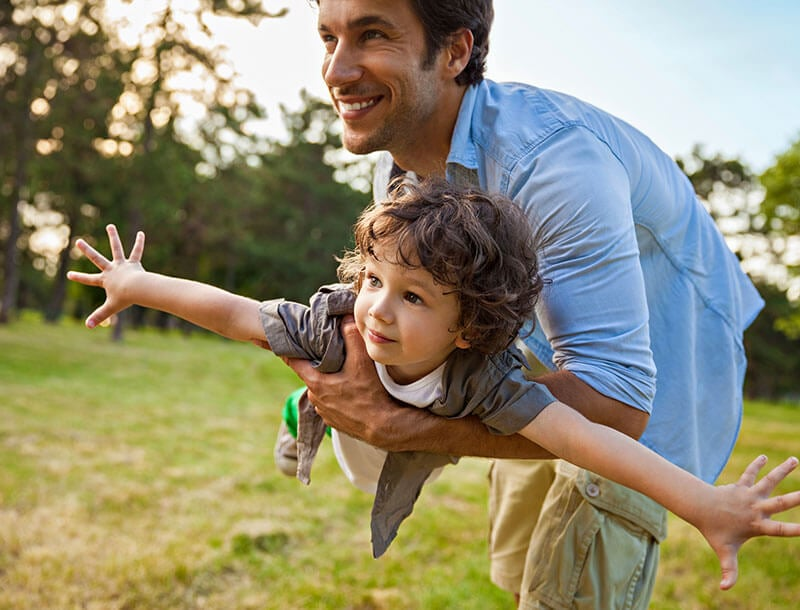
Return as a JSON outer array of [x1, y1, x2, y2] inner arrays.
[[353, 240, 470, 385], [317, 0, 450, 160]]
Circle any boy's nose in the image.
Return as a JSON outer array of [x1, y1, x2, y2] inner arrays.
[[369, 295, 394, 323]]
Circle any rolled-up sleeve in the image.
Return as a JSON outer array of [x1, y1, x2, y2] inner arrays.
[[259, 284, 356, 374], [434, 348, 558, 435], [511, 126, 656, 413]]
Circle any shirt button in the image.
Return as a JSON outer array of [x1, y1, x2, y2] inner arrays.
[[585, 483, 601, 498]]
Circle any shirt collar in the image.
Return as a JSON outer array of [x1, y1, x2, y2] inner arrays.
[[446, 82, 482, 171]]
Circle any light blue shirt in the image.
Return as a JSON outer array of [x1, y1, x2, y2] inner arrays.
[[374, 80, 763, 483]]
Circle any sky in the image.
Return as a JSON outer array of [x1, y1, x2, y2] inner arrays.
[[208, 1, 800, 173]]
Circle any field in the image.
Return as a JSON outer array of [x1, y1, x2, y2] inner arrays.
[[1, 314, 799, 609]]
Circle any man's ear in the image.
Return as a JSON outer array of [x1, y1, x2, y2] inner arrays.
[[443, 27, 473, 79], [454, 334, 472, 350]]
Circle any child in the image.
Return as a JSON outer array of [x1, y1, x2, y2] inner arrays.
[[68, 179, 800, 589]]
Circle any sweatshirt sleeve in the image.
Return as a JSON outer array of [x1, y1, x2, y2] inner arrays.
[[258, 283, 356, 374], [433, 346, 557, 435]]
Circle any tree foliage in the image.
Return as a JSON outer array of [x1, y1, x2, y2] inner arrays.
[[743, 281, 800, 401], [0, 0, 286, 325], [677, 145, 800, 401], [5, 3, 796, 400], [761, 136, 800, 238], [0, 0, 129, 321], [65, 92, 370, 331]]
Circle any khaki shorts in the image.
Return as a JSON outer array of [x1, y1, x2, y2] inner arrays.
[[489, 460, 667, 610]]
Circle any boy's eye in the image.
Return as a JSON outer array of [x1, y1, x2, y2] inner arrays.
[[366, 274, 381, 288], [404, 292, 422, 305]]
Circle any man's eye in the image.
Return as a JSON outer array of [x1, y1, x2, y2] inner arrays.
[[363, 30, 385, 41], [320, 34, 336, 49]]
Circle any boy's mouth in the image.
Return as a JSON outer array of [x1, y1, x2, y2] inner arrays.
[[366, 328, 394, 344]]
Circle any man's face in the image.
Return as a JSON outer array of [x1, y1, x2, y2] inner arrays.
[[317, 0, 449, 159]]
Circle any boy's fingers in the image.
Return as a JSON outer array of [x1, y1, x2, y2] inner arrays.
[[75, 239, 110, 270], [85, 309, 107, 329], [753, 456, 799, 495], [760, 491, 800, 525], [129, 231, 146, 263], [718, 556, 738, 591], [340, 315, 359, 339], [761, 517, 800, 538], [716, 542, 739, 590], [66, 271, 102, 287], [736, 454, 767, 487], [106, 224, 125, 260]]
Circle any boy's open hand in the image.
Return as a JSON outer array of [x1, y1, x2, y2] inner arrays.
[[706, 455, 800, 590], [67, 224, 146, 328]]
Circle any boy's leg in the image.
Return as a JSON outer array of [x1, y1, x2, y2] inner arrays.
[[517, 461, 666, 610], [273, 387, 307, 476]]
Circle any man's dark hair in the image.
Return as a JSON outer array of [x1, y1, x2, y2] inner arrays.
[[311, 0, 493, 86], [338, 178, 543, 355], [410, 0, 493, 86]]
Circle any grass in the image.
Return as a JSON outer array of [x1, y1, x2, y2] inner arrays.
[[1, 313, 799, 609]]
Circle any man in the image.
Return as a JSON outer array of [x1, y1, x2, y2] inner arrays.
[[286, 1, 764, 608]]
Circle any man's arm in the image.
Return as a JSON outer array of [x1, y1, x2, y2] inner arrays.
[[533, 369, 649, 440], [292, 136, 654, 457], [286, 317, 647, 458]]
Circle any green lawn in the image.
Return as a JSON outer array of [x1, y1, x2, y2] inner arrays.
[[1, 314, 799, 609]]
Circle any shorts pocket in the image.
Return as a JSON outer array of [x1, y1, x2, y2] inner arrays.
[[522, 467, 666, 610]]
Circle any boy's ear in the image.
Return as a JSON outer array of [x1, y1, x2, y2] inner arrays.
[[455, 334, 471, 350]]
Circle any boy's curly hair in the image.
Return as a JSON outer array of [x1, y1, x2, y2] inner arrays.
[[338, 178, 544, 355]]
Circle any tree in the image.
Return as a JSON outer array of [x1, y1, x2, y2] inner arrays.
[[759, 136, 800, 338], [675, 145, 760, 247], [677, 145, 800, 400], [742, 281, 800, 401], [196, 92, 371, 305], [84, 0, 284, 340], [0, 0, 70, 322], [65, 91, 371, 331], [0, 0, 287, 329], [761, 136, 800, 237]]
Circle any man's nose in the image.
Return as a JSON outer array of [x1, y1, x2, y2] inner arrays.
[[322, 41, 363, 87]]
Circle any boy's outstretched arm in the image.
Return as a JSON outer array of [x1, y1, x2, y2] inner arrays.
[[522, 403, 800, 590], [67, 224, 267, 346]]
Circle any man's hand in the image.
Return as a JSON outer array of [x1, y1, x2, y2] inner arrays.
[[284, 315, 410, 450], [285, 316, 551, 458]]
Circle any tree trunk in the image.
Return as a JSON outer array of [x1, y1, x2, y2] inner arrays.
[[44, 223, 73, 323], [0, 156, 26, 324], [1, 38, 41, 324]]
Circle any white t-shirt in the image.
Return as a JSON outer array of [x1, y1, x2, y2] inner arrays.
[[331, 362, 447, 493]]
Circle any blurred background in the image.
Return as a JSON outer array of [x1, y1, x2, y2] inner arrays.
[[2, 0, 798, 398], [2, 2, 800, 608]]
